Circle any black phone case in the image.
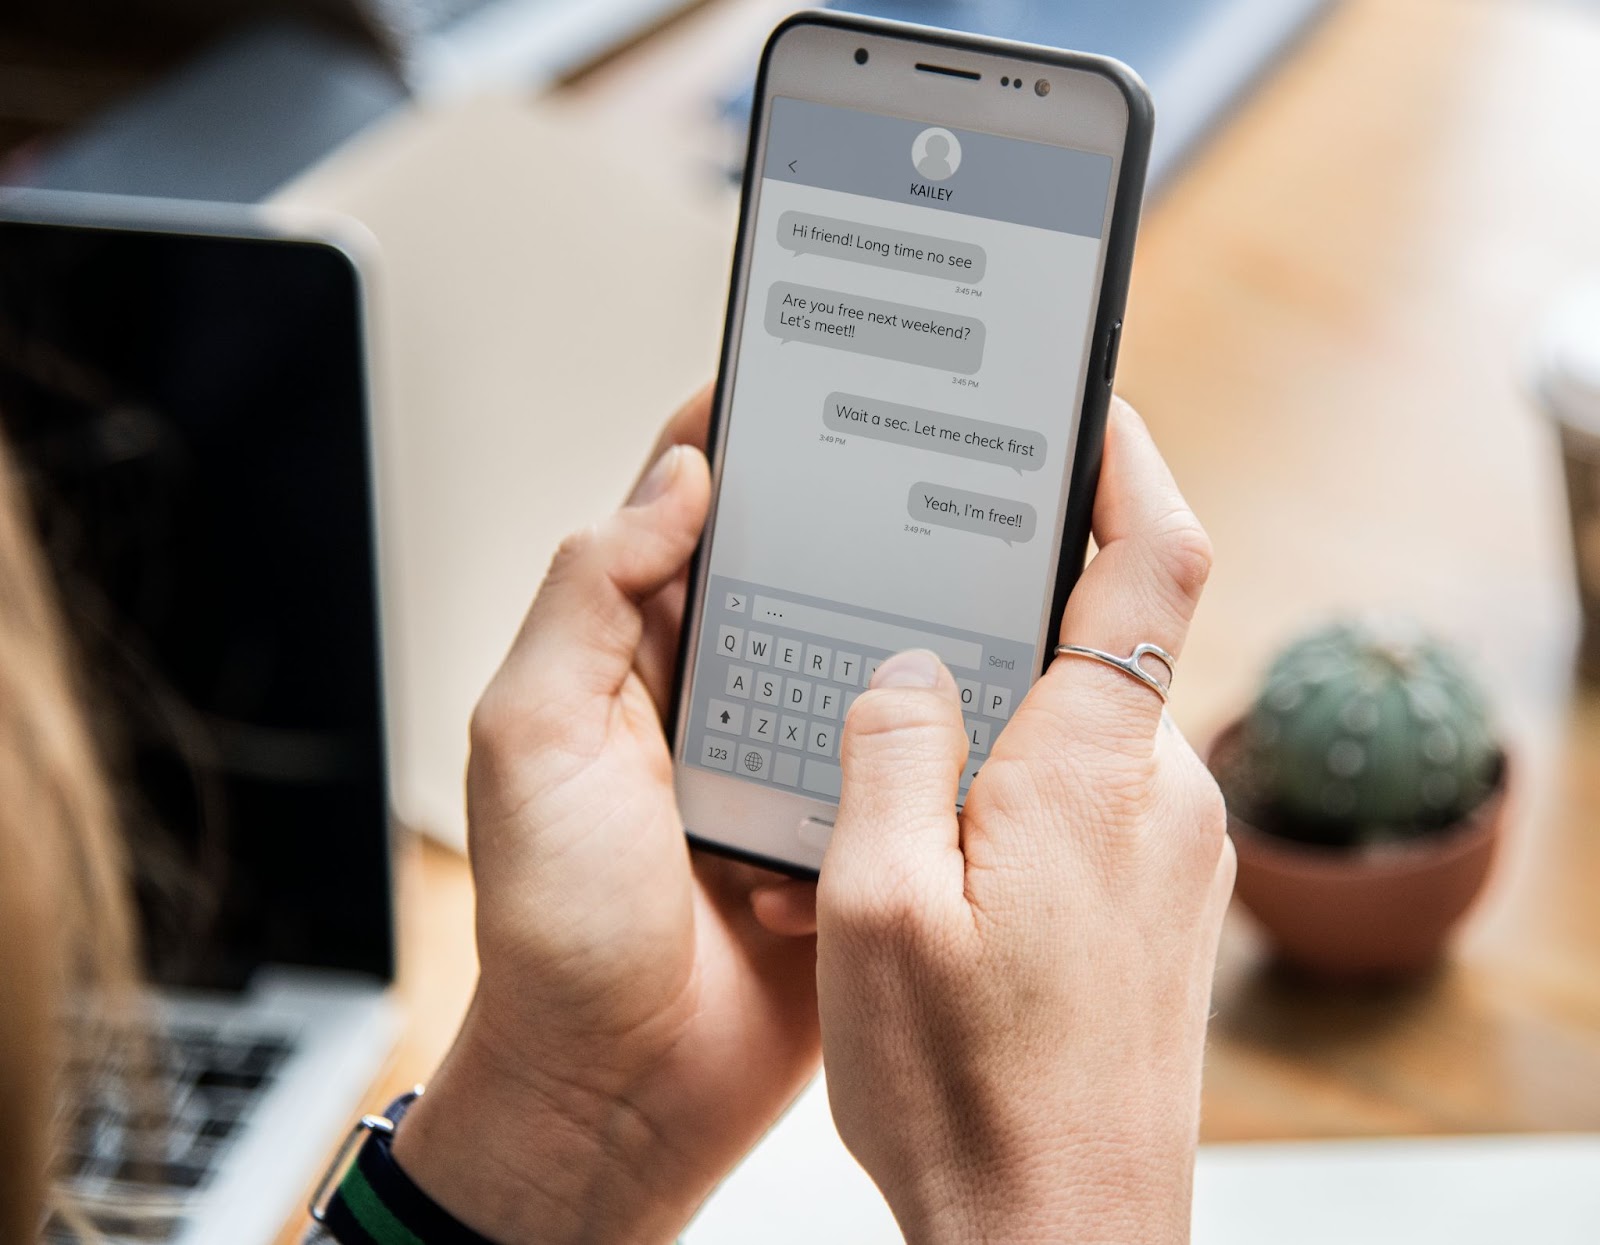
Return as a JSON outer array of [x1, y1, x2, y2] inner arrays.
[[676, 10, 1155, 880]]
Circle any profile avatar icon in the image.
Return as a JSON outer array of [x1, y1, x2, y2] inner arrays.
[[912, 127, 962, 181]]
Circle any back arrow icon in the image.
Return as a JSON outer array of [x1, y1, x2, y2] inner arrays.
[[788, 160, 798, 173]]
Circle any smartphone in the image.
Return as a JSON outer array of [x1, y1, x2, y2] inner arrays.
[[672, 13, 1153, 876]]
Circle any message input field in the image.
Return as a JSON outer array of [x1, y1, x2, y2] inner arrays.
[[751, 595, 982, 671]]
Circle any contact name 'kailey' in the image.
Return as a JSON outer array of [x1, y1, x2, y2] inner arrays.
[[909, 183, 953, 201]]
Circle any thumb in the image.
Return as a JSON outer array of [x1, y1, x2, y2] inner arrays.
[[496, 444, 710, 713], [823, 650, 969, 901]]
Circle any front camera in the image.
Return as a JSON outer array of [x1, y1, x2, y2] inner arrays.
[[1034, 78, 1051, 97], [854, 47, 869, 65]]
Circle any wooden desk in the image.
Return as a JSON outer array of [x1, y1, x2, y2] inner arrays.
[[277, 0, 1600, 1237]]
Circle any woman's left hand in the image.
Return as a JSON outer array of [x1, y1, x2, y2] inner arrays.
[[392, 388, 821, 1244]]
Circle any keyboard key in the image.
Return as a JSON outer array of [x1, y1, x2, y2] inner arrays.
[[700, 736, 734, 771], [983, 685, 1013, 719], [808, 723, 837, 757], [716, 626, 744, 659], [247, 1036, 293, 1062], [783, 678, 813, 713], [706, 699, 745, 735], [749, 709, 777, 742], [775, 637, 804, 672], [724, 665, 753, 699], [75, 1209, 185, 1242], [960, 759, 984, 789], [804, 644, 833, 678], [802, 760, 843, 798], [112, 1158, 208, 1190], [737, 745, 772, 779], [725, 591, 748, 613], [813, 687, 841, 720], [236, 1045, 285, 1077], [187, 1086, 253, 1124], [745, 632, 774, 665], [965, 719, 991, 753], [773, 752, 801, 786], [780, 715, 806, 750], [192, 1068, 265, 1092], [754, 671, 782, 704], [843, 691, 861, 718], [833, 652, 862, 685], [957, 679, 981, 712], [865, 657, 884, 684]]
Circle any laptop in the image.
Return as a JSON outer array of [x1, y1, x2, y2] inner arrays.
[[9, 2, 701, 204], [351, 0, 700, 96], [0, 190, 399, 1245]]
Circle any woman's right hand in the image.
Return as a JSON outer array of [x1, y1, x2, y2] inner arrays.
[[816, 400, 1234, 1245]]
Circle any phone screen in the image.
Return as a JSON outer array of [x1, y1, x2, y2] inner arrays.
[[685, 95, 1115, 804]]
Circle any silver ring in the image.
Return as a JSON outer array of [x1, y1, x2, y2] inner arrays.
[[1053, 642, 1174, 702]]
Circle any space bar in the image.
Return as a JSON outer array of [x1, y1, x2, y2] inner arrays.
[[750, 596, 982, 671], [802, 760, 842, 798]]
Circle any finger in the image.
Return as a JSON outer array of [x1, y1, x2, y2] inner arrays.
[[627, 383, 712, 500], [822, 650, 968, 904], [693, 849, 790, 899], [1007, 400, 1212, 760], [494, 445, 711, 727], [751, 883, 818, 937], [1214, 832, 1239, 909], [633, 385, 713, 714], [635, 571, 689, 720], [1152, 716, 1230, 859]]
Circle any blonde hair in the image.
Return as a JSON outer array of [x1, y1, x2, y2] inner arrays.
[[0, 432, 140, 1240]]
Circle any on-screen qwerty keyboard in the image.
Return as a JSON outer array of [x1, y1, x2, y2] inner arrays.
[[691, 577, 1032, 802]]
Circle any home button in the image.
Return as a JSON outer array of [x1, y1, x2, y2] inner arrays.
[[798, 816, 835, 850]]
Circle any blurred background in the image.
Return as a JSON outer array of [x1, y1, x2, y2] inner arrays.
[[3, 0, 1599, 1241]]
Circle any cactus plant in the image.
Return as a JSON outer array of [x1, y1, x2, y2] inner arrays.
[[1233, 617, 1501, 849]]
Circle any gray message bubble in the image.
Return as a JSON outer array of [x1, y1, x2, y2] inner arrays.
[[766, 282, 985, 374], [824, 393, 1045, 474], [778, 211, 987, 282], [908, 482, 1037, 546]]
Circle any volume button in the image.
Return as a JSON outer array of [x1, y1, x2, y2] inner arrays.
[[1103, 319, 1123, 386]]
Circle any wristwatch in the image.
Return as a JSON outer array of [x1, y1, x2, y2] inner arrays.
[[310, 1088, 497, 1245]]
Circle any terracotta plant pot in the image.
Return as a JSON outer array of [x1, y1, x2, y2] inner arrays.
[[1208, 721, 1509, 979]]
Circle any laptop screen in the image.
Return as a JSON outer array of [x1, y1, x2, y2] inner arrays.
[[0, 210, 393, 989]]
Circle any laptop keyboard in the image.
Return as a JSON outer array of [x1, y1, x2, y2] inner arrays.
[[689, 576, 1036, 802], [45, 1022, 298, 1244], [373, 0, 513, 38]]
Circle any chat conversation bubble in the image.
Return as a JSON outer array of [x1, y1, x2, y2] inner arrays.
[[765, 282, 985, 374], [824, 393, 1045, 474], [778, 211, 987, 282], [908, 482, 1037, 546]]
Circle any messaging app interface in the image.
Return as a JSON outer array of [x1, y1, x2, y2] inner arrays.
[[689, 96, 1113, 802]]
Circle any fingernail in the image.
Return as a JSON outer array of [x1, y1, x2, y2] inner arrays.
[[628, 445, 680, 508], [871, 649, 943, 689]]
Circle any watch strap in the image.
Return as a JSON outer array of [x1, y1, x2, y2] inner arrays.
[[317, 1094, 498, 1245]]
